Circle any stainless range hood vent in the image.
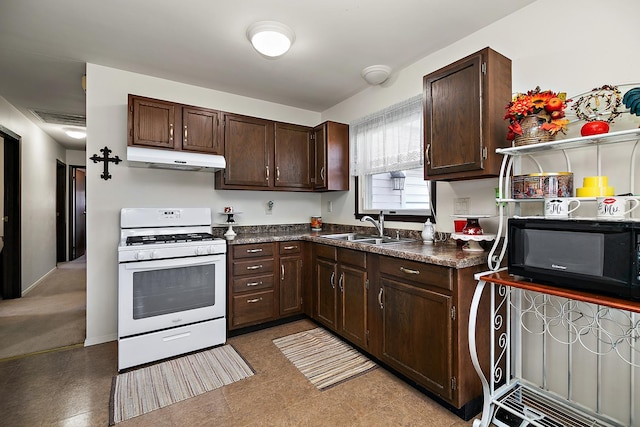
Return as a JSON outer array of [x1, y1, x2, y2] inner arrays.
[[127, 146, 226, 172]]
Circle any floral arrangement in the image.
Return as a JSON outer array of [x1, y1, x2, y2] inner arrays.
[[504, 86, 570, 141]]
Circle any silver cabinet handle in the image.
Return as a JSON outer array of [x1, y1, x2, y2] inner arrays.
[[247, 248, 263, 253], [330, 271, 335, 289], [425, 144, 431, 166], [276, 166, 280, 181], [281, 264, 285, 281], [378, 288, 384, 309], [283, 245, 296, 250], [400, 266, 420, 275], [247, 265, 263, 270], [247, 297, 263, 303], [246, 281, 262, 287], [184, 125, 188, 142], [169, 123, 174, 142], [266, 165, 270, 181], [320, 166, 325, 181], [339, 272, 344, 292]]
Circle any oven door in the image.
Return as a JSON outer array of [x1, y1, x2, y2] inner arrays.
[[118, 254, 225, 338]]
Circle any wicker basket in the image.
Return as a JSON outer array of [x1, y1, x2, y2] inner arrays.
[[513, 115, 556, 146]]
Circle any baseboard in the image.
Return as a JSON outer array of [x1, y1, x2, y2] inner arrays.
[[85, 333, 117, 347], [22, 266, 57, 296]]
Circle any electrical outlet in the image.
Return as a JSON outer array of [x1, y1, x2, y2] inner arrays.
[[453, 197, 470, 215], [327, 201, 333, 212], [266, 200, 274, 215]]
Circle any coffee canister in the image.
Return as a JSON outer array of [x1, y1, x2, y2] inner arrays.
[[311, 216, 322, 230]]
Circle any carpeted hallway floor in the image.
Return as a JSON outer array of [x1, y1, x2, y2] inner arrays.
[[0, 256, 86, 360]]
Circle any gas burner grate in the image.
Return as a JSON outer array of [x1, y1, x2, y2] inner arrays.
[[126, 233, 215, 246]]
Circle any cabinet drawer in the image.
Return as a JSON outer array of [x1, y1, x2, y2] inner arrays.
[[338, 247, 366, 269], [232, 275, 274, 293], [379, 256, 452, 291], [315, 243, 337, 261], [232, 259, 274, 276], [232, 290, 274, 327], [279, 241, 301, 255], [232, 243, 274, 259]]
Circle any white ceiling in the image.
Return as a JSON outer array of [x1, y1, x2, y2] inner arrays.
[[0, 0, 535, 150]]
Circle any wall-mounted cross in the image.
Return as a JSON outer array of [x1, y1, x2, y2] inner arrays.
[[90, 146, 122, 180]]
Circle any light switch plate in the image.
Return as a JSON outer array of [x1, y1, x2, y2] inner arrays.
[[453, 197, 470, 215]]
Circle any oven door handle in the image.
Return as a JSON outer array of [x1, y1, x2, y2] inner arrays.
[[121, 254, 225, 270]]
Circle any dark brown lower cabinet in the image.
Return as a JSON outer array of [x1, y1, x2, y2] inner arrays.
[[313, 244, 338, 330], [279, 242, 303, 317]]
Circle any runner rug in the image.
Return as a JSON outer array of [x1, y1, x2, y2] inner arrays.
[[109, 345, 254, 425], [273, 327, 377, 390]]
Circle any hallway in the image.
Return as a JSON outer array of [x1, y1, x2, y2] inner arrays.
[[0, 256, 86, 360]]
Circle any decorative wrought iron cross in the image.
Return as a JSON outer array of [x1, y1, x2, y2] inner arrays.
[[90, 146, 121, 180]]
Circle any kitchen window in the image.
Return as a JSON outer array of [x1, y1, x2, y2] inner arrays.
[[351, 95, 435, 222]]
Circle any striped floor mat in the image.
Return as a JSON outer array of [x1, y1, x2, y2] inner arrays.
[[109, 345, 254, 425], [273, 327, 377, 390]]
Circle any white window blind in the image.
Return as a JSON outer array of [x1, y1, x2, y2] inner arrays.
[[350, 95, 423, 176]]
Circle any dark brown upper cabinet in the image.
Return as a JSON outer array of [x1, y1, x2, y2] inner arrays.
[[274, 122, 313, 190], [313, 121, 349, 191], [128, 94, 222, 155], [423, 47, 511, 181]]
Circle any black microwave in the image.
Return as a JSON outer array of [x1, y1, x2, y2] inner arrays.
[[508, 218, 640, 299]]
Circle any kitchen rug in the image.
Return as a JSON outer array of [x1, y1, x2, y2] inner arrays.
[[273, 327, 377, 390], [109, 345, 254, 425]]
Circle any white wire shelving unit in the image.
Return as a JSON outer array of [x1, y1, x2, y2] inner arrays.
[[469, 128, 640, 427]]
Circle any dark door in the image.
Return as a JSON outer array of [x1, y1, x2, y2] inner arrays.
[[274, 123, 312, 189], [71, 167, 86, 260], [315, 257, 337, 329], [1, 127, 21, 299], [56, 160, 66, 262]]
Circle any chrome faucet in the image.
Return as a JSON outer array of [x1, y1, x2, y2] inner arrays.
[[361, 211, 385, 237]]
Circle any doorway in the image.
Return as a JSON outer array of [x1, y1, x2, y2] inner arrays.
[[69, 165, 86, 260], [56, 160, 66, 263], [1, 125, 21, 300]]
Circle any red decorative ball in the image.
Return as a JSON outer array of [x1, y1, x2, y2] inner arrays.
[[581, 121, 609, 136]]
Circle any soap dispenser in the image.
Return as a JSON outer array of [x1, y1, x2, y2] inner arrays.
[[422, 219, 434, 244]]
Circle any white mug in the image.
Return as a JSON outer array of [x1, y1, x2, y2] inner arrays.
[[544, 197, 581, 218], [596, 196, 640, 219]]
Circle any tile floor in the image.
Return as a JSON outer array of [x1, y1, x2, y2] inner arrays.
[[0, 319, 478, 426]]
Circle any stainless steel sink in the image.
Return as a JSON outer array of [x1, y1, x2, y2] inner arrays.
[[319, 233, 417, 245]]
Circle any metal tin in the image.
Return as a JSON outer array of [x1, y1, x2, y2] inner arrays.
[[311, 216, 322, 230], [511, 172, 573, 199]]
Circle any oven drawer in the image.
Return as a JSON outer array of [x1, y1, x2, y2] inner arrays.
[[118, 317, 226, 371], [232, 243, 275, 259], [232, 259, 274, 276], [231, 290, 275, 328], [232, 274, 274, 293]]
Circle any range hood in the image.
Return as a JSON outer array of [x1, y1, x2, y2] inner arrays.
[[127, 146, 225, 172]]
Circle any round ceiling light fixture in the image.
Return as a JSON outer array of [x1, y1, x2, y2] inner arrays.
[[247, 21, 295, 58], [361, 65, 392, 85], [64, 128, 86, 139]]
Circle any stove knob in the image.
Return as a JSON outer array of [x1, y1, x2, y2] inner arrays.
[[135, 251, 147, 260], [196, 246, 207, 256], [150, 250, 158, 259]]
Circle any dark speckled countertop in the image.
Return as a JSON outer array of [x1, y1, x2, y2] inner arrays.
[[217, 224, 489, 269]]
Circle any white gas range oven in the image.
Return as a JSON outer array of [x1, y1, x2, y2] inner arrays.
[[117, 207, 226, 371]]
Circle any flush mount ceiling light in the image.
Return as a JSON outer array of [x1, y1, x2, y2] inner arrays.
[[64, 128, 86, 139], [247, 21, 295, 58], [361, 65, 392, 85]]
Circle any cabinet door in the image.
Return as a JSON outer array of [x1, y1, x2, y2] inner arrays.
[[182, 107, 222, 154], [129, 95, 177, 149], [220, 114, 274, 188], [313, 121, 349, 191], [274, 123, 312, 189], [313, 124, 327, 189], [423, 48, 511, 180], [380, 277, 453, 400], [280, 255, 303, 316], [424, 53, 482, 177], [339, 265, 368, 349], [315, 258, 338, 329]]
